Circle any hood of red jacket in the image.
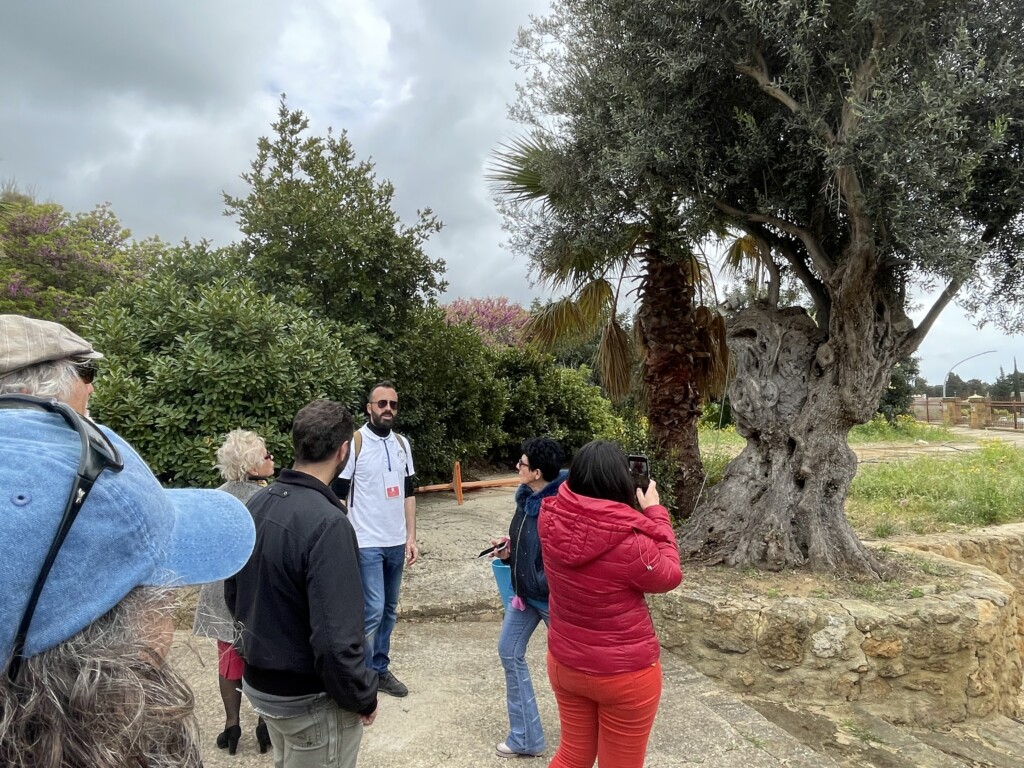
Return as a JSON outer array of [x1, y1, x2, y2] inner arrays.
[[540, 483, 675, 568]]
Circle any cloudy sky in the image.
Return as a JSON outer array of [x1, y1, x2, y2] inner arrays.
[[1, 1, 1019, 387]]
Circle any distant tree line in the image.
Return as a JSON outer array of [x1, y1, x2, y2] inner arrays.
[[912, 365, 1022, 401]]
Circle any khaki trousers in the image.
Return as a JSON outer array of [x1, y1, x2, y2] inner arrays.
[[264, 698, 363, 768]]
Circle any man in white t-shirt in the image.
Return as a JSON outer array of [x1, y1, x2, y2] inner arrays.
[[331, 381, 417, 697]]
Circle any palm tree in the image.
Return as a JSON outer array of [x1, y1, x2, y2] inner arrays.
[[489, 136, 729, 516]]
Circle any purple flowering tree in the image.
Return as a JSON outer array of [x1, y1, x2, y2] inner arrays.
[[444, 296, 530, 348], [0, 192, 158, 330]]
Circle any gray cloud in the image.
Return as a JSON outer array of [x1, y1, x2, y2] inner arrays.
[[1, 1, 1017, 370]]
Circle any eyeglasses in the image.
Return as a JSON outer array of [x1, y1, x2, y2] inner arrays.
[[374, 399, 399, 410], [0, 394, 124, 681], [264, 453, 273, 461], [516, 459, 532, 471], [74, 360, 97, 385]]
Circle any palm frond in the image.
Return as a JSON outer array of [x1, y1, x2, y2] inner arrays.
[[523, 297, 590, 349], [487, 134, 552, 204], [596, 318, 633, 401], [538, 235, 615, 292], [576, 278, 615, 326], [691, 307, 731, 399], [721, 234, 771, 287]]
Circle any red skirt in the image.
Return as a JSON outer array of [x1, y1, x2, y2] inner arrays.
[[217, 640, 244, 680]]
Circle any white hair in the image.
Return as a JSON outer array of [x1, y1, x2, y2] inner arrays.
[[0, 359, 80, 401], [215, 429, 268, 482]]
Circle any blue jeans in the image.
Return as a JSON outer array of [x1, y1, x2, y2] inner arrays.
[[498, 599, 549, 754], [358, 545, 405, 674]]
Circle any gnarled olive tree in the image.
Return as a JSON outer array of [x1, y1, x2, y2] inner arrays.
[[511, 0, 1024, 575]]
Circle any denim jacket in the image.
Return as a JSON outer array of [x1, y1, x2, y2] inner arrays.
[[508, 471, 567, 602]]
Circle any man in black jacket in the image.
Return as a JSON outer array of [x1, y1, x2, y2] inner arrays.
[[226, 399, 377, 768]]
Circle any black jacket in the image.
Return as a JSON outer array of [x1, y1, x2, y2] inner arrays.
[[225, 469, 378, 716], [508, 471, 567, 602]]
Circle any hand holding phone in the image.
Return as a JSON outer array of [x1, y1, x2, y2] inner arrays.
[[627, 454, 650, 492], [478, 537, 510, 558]]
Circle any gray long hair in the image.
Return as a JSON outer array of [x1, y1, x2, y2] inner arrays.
[[0, 359, 81, 401], [0, 587, 201, 768]]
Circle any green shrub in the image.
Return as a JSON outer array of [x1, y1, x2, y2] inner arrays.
[[380, 307, 508, 483], [698, 399, 733, 429], [490, 345, 620, 464], [88, 275, 362, 487]]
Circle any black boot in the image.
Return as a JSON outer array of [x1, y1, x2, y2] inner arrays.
[[256, 719, 271, 754], [217, 724, 241, 754]]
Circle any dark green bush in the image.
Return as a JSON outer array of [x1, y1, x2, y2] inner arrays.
[[379, 307, 507, 483], [88, 275, 361, 487], [490, 345, 619, 465]]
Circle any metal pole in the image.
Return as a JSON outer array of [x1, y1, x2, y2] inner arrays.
[[943, 350, 997, 399]]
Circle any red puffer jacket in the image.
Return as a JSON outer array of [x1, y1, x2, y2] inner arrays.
[[539, 484, 683, 675]]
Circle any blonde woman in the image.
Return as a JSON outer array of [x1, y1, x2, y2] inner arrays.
[[193, 429, 275, 755]]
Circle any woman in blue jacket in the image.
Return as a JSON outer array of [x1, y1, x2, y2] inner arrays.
[[492, 437, 566, 758]]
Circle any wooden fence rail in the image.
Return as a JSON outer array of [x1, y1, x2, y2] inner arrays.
[[416, 461, 520, 505]]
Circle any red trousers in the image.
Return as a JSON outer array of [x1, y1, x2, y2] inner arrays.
[[546, 652, 662, 768]]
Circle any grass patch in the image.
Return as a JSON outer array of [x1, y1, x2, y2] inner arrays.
[[839, 720, 887, 745], [847, 441, 1024, 537], [698, 415, 955, 453], [848, 415, 954, 444]]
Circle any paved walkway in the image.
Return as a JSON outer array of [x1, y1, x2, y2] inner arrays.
[[173, 485, 835, 767]]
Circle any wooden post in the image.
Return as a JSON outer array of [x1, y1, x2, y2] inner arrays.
[[453, 461, 464, 506]]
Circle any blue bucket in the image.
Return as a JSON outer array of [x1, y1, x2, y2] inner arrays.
[[491, 559, 514, 609]]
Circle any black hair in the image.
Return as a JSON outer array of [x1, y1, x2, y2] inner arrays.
[[521, 437, 565, 482], [292, 399, 354, 463], [567, 440, 636, 507], [367, 380, 397, 402]]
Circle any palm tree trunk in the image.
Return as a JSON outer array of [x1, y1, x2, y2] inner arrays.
[[637, 257, 705, 518]]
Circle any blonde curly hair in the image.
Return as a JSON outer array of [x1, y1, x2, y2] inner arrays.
[[215, 430, 268, 482]]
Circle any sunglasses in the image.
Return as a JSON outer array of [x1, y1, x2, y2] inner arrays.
[[374, 399, 399, 410], [0, 394, 124, 681], [74, 360, 97, 385]]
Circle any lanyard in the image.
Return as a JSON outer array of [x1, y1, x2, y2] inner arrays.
[[383, 439, 392, 472]]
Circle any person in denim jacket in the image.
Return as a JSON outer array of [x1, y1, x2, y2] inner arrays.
[[492, 437, 566, 758]]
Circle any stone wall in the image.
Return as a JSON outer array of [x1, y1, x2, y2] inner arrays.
[[652, 547, 1022, 727], [895, 524, 1024, 671]]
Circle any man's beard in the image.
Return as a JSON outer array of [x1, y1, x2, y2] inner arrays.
[[369, 411, 394, 429]]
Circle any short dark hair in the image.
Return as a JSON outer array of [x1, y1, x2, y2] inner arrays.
[[521, 437, 565, 482], [367, 380, 397, 402], [292, 400, 354, 463], [567, 440, 636, 507]]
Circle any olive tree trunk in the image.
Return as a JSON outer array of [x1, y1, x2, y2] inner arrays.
[[679, 279, 910, 576]]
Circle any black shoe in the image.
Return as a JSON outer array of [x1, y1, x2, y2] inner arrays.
[[217, 724, 241, 754], [256, 720, 271, 754], [377, 670, 408, 697]]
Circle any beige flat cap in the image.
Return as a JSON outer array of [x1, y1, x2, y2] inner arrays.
[[0, 315, 103, 377]]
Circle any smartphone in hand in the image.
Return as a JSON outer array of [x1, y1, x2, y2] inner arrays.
[[477, 538, 510, 558], [627, 454, 650, 492]]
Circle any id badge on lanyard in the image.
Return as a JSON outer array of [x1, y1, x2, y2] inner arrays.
[[383, 470, 402, 499]]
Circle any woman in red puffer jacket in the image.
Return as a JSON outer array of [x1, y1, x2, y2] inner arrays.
[[539, 440, 682, 768]]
